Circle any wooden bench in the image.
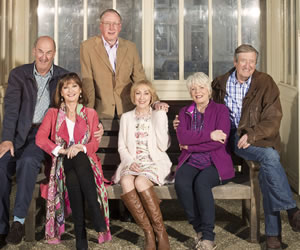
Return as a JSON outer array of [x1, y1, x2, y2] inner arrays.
[[99, 111, 261, 243], [24, 102, 260, 242]]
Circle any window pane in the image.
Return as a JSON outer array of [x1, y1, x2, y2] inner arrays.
[[117, 0, 143, 58], [184, 0, 208, 79], [212, 0, 237, 78], [241, 0, 261, 69], [58, 0, 83, 74], [37, 0, 54, 38], [87, 0, 112, 37], [154, 0, 179, 80]]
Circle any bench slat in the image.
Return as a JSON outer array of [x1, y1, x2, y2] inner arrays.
[[99, 136, 179, 152], [97, 152, 180, 166], [100, 136, 118, 148], [105, 183, 251, 200], [101, 119, 119, 131]]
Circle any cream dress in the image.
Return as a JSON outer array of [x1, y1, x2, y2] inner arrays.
[[120, 114, 160, 185], [112, 109, 172, 186]]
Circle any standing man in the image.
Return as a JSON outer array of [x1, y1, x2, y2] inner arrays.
[[0, 36, 68, 246], [80, 9, 167, 119], [212, 44, 300, 250]]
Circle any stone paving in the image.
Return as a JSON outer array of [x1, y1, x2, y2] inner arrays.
[[1, 188, 300, 250]]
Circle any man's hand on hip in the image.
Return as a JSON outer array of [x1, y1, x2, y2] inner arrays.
[[154, 102, 169, 112], [0, 141, 14, 158], [94, 123, 104, 143]]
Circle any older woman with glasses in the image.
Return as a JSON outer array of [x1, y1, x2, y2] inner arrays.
[[174, 72, 234, 250]]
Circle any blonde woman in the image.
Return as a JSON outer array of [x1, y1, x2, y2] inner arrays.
[[113, 80, 171, 250]]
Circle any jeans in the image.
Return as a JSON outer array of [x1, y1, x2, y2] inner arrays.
[[231, 132, 296, 236], [175, 164, 226, 241]]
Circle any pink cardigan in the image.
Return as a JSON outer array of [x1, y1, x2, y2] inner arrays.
[[112, 109, 172, 185], [36, 107, 101, 166]]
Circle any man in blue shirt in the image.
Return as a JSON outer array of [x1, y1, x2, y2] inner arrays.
[[212, 44, 300, 250], [0, 36, 68, 246]]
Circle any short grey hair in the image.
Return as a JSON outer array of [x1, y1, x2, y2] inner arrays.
[[234, 44, 259, 63], [100, 9, 122, 23], [186, 72, 212, 97]]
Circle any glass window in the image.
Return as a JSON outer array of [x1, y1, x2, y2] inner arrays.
[[34, 0, 263, 91], [241, 0, 261, 69], [154, 0, 179, 80], [184, 0, 208, 79], [58, 0, 83, 73], [212, 0, 238, 78], [37, 0, 54, 39], [87, 0, 112, 38], [117, 0, 143, 58]]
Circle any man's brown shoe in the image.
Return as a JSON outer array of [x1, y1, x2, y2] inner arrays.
[[266, 236, 282, 250], [288, 209, 300, 232]]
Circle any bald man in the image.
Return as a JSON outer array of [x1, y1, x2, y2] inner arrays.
[[0, 36, 68, 246]]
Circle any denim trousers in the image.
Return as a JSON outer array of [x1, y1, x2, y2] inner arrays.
[[231, 132, 296, 236], [175, 163, 223, 241]]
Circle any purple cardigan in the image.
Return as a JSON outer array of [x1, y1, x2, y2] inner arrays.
[[176, 100, 234, 181]]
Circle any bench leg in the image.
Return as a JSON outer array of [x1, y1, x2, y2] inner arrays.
[[25, 184, 39, 242], [119, 200, 126, 218], [242, 199, 250, 225], [249, 167, 260, 243]]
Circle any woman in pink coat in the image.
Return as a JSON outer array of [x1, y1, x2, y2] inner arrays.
[[36, 73, 111, 249]]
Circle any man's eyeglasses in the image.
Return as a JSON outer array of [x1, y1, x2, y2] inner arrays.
[[101, 22, 121, 28]]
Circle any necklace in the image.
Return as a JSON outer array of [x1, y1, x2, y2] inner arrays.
[[135, 108, 151, 118], [197, 102, 209, 113]]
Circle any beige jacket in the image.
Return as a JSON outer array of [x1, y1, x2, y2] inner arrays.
[[112, 109, 172, 185], [80, 36, 146, 118]]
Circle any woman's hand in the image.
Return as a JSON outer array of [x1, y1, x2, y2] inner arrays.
[[129, 162, 141, 172], [179, 144, 188, 151], [173, 115, 180, 131], [210, 130, 227, 144], [64, 144, 84, 159]]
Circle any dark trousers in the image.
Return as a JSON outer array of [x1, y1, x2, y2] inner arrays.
[[0, 127, 44, 234], [63, 152, 106, 249], [175, 163, 226, 241]]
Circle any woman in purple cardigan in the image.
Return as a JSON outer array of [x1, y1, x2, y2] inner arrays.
[[175, 72, 234, 250]]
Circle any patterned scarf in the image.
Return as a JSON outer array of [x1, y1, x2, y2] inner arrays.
[[45, 103, 111, 243]]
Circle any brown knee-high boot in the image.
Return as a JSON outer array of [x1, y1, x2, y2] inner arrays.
[[121, 189, 156, 250], [139, 187, 170, 250]]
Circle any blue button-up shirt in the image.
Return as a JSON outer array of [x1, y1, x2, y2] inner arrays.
[[224, 70, 252, 129], [32, 64, 53, 123]]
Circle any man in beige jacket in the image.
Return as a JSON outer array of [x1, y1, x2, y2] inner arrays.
[[80, 9, 167, 119]]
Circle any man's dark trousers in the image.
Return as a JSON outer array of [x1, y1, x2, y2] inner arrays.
[[0, 126, 44, 234]]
